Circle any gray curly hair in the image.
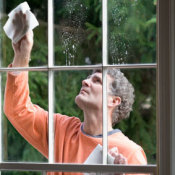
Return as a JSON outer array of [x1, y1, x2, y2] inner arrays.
[[93, 68, 135, 126], [107, 68, 135, 126]]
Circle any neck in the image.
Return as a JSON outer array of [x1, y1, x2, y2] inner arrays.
[[83, 108, 113, 136]]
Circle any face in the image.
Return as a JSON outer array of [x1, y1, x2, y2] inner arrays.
[[75, 72, 114, 111], [75, 72, 103, 111]]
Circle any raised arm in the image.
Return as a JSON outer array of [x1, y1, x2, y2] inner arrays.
[[4, 12, 49, 158]]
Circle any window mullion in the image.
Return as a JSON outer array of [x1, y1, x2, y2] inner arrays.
[[48, 0, 54, 164], [102, 0, 108, 165], [0, 162, 157, 173], [0, 63, 157, 72]]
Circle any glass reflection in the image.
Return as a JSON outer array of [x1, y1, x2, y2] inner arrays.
[[54, 0, 102, 65], [108, 0, 156, 64]]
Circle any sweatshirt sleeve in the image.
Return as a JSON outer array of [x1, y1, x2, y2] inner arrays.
[[4, 71, 49, 158]]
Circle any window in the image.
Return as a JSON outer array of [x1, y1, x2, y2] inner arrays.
[[0, 0, 174, 174]]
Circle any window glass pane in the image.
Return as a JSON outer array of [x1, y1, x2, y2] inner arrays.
[[54, 0, 102, 66], [2, 71, 48, 162], [107, 68, 156, 165], [1, 0, 48, 67], [108, 0, 156, 64]]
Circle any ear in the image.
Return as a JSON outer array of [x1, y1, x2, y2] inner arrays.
[[108, 96, 121, 108]]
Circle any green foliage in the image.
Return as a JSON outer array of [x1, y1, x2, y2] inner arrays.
[[29, 72, 48, 109], [85, 22, 102, 45]]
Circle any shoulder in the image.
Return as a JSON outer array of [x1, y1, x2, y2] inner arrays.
[[54, 113, 82, 142], [54, 113, 81, 130], [110, 132, 147, 165], [114, 132, 142, 149]]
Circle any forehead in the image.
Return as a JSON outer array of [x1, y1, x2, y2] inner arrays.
[[88, 72, 102, 79]]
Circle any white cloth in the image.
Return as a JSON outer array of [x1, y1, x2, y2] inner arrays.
[[3, 1, 39, 43], [84, 144, 115, 175]]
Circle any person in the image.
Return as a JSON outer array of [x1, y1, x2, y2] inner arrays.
[[4, 12, 147, 175]]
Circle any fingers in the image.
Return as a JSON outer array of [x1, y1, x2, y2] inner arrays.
[[19, 10, 26, 19], [12, 30, 33, 49], [13, 11, 26, 23], [12, 11, 28, 41], [114, 153, 127, 164], [115, 154, 127, 164], [108, 147, 127, 165], [113, 152, 127, 164]]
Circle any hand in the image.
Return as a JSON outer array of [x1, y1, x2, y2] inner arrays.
[[12, 11, 29, 43], [108, 147, 127, 175], [12, 31, 33, 67]]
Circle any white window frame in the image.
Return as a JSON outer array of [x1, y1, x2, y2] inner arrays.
[[1, 0, 175, 174]]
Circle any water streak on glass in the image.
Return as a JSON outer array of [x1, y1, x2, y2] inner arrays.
[[54, 0, 102, 66], [108, 0, 156, 64], [61, 0, 88, 65]]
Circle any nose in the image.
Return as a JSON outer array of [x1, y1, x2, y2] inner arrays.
[[82, 78, 90, 87]]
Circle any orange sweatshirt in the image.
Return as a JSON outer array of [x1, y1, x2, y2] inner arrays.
[[4, 71, 148, 175]]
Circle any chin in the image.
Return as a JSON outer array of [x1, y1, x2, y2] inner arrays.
[[75, 95, 84, 110]]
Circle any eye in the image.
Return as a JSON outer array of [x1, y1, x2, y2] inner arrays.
[[93, 77, 102, 84]]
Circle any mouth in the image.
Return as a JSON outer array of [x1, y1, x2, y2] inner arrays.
[[80, 88, 88, 94]]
